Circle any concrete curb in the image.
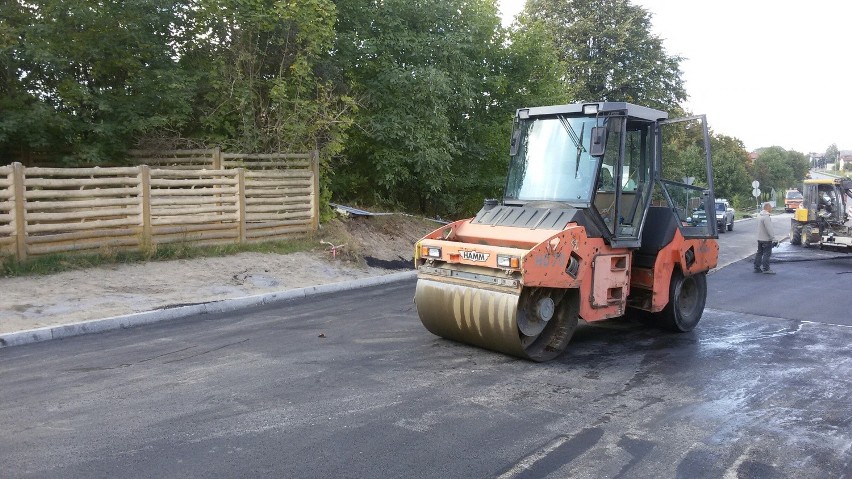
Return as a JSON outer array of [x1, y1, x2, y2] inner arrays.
[[0, 270, 417, 349]]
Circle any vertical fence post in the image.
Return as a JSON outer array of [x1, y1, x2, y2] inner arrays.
[[213, 147, 223, 170], [236, 168, 246, 243], [139, 165, 152, 251], [11, 162, 27, 261], [310, 150, 320, 231]]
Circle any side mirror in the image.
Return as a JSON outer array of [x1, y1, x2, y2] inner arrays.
[[589, 126, 606, 157]]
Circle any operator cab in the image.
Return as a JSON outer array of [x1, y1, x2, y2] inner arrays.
[[503, 102, 716, 248]]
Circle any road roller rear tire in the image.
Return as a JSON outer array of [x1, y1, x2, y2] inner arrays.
[[414, 279, 579, 362], [655, 270, 707, 332]]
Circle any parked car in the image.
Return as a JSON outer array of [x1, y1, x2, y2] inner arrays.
[[716, 198, 734, 233], [690, 199, 735, 233]]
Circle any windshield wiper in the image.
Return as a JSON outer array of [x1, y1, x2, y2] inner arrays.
[[559, 116, 586, 179]]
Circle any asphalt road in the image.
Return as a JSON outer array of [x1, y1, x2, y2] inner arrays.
[[1, 229, 850, 478]]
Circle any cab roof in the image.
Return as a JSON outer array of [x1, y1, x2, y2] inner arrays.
[[517, 102, 668, 122]]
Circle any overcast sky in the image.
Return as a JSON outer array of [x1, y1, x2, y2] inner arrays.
[[498, 0, 851, 154]]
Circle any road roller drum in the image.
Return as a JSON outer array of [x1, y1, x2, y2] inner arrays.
[[415, 278, 579, 362]]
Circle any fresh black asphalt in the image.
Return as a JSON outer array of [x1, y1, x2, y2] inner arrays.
[[1, 246, 850, 477]]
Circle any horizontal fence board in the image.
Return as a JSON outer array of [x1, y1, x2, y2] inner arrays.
[[27, 197, 140, 210], [245, 195, 313, 206], [150, 187, 238, 197], [246, 189, 313, 198], [157, 237, 239, 246], [145, 164, 215, 170], [223, 161, 310, 170], [28, 238, 140, 255], [250, 187, 313, 196], [26, 207, 141, 221], [26, 186, 140, 199], [246, 225, 312, 239], [151, 214, 238, 226], [245, 212, 312, 222], [150, 197, 237, 207], [222, 153, 311, 159], [27, 228, 138, 244], [246, 204, 311, 214], [150, 169, 232, 177], [153, 223, 236, 235], [25, 167, 140, 176], [245, 219, 314, 229], [27, 217, 140, 233], [134, 158, 212, 164], [0, 225, 13, 235], [153, 232, 239, 245], [150, 178, 238, 187], [246, 170, 313, 182], [152, 205, 238, 216], [245, 180, 313, 190], [25, 177, 138, 188], [130, 149, 217, 156]]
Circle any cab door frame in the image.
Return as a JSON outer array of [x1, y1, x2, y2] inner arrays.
[[656, 114, 716, 239]]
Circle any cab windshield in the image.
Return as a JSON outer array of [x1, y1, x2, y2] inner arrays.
[[715, 203, 726, 212], [786, 191, 803, 199], [504, 116, 599, 203]]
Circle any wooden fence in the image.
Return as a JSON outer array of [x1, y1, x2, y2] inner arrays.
[[0, 151, 319, 261]]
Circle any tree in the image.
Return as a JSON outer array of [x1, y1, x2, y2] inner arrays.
[[710, 135, 751, 206], [182, 0, 353, 157], [331, 0, 511, 215], [521, 0, 686, 111], [751, 146, 807, 198], [1, 0, 195, 164], [504, 19, 571, 108]]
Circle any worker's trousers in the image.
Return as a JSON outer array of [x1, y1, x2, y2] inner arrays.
[[754, 240, 773, 271]]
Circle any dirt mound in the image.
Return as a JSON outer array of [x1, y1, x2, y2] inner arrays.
[[322, 214, 440, 265]]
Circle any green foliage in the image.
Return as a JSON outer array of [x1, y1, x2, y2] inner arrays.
[[185, 0, 352, 156], [659, 117, 751, 203], [659, 118, 708, 186], [331, 0, 512, 216], [751, 146, 808, 197], [504, 20, 571, 108], [1, 0, 195, 164], [522, 0, 686, 110], [710, 135, 751, 201]]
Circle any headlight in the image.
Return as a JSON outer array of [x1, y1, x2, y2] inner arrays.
[[497, 255, 520, 268], [421, 246, 441, 258]]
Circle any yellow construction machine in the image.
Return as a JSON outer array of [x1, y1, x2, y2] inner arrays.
[[790, 177, 852, 251], [414, 102, 719, 361]]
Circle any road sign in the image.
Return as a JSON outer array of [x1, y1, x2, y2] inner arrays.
[[752, 180, 760, 189], [752, 188, 761, 198]]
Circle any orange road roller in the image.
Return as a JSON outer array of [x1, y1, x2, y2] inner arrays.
[[415, 102, 719, 361]]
